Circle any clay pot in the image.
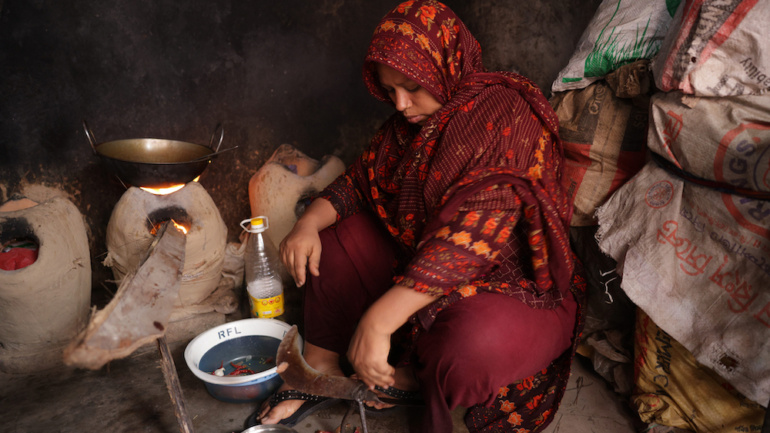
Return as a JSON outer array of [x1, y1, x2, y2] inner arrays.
[[103, 182, 227, 307], [0, 197, 91, 373]]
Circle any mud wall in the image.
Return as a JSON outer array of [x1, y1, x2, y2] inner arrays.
[[0, 0, 600, 296]]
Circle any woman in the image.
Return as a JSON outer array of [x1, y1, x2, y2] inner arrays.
[[260, 1, 584, 431]]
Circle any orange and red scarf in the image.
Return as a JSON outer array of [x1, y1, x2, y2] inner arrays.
[[323, 0, 574, 301]]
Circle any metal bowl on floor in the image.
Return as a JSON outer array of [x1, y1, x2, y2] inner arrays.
[[241, 425, 298, 433], [184, 318, 300, 403]]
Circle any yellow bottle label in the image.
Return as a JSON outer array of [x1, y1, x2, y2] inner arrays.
[[249, 293, 284, 318]]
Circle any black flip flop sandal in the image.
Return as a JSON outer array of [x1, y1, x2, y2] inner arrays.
[[361, 385, 424, 416], [373, 385, 423, 405], [244, 389, 342, 428]]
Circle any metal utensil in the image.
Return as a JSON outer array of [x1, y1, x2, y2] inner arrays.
[[241, 425, 298, 433], [83, 120, 237, 188], [276, 325, 422, 433]]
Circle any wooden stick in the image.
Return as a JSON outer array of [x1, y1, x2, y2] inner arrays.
[[157, 335, 195, 433], [63, 222, 187, 370]]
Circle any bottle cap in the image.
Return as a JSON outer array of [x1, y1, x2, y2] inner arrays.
[[240, 216, 269, 233]]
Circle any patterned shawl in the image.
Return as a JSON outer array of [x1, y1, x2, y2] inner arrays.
[[327, 0, 574, 299]]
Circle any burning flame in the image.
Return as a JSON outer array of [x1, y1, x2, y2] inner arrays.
[[140, 177, 200, 195], [172, 220, 189, 234], [150, 219, 190, 236]]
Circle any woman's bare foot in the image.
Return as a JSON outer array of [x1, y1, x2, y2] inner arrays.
[[259, 343, 344, 425]]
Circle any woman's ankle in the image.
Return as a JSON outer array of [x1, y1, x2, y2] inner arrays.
[[303, 342, 344, 376], [393, 365, 420, 391]]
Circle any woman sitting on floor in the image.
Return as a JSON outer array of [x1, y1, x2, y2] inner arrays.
[[259, 1, 585, 431]]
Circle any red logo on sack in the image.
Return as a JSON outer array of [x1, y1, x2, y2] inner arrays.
[[645, 181, 674, 209], [715, 123, 770, 237]]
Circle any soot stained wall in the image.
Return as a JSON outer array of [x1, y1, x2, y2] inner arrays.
[[0, 0, 599, 295]]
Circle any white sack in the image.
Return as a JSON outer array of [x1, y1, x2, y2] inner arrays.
[[647, 90, 770, 193], [652, 0, 770, 96], [551, 0, 678, 93], [596, 161, 770, 406]]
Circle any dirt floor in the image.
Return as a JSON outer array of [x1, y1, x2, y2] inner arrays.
[[0, 309, 639, 433]]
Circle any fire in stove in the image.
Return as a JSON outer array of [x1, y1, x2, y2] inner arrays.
[[139, 178, 200, 235], [147, 207, 192, 237], [103, 181, 227, 308], [140, 176, 201, 196], [170, 220, 189, 235], [150, 218, 190, 236]]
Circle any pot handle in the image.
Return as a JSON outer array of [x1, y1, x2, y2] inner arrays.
[[82, 120, 98, 154], [209, 123, 224, 152]]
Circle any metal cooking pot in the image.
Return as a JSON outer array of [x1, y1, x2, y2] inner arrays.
[[84, 120, 237, 189]]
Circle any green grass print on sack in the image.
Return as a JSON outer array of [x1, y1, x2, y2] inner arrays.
[[552, 0, 680, 93]]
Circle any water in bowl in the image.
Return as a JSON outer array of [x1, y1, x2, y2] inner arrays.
[[199, 335, 280, 376]]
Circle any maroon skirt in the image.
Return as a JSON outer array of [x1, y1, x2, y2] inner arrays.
[[303, 211, 586, 433]]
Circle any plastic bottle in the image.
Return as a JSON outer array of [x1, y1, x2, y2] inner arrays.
[[240, 216, 284, 319]]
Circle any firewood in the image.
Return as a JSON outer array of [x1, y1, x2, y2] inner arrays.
[[63, 222, 186, 370]]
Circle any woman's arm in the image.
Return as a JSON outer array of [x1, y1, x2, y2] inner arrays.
[[279, 197, 338, 287], [348, 205, 520, 389], [348, 285, 437, 389]]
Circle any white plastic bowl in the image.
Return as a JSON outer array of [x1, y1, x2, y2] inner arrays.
[[184, 318, 300, 403]]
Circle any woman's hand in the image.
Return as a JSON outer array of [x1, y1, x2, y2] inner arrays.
[[348, 316, 396, 389], [348, 286, 438, 389], [280, 220, 322, 287], [279, 198, 338, 286]]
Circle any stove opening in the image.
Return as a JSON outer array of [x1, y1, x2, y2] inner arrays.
[[0, 218, 40, 271], [146, 207, 192, 236]]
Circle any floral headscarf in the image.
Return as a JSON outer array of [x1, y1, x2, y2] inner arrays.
[[363, 0, 484, 105], [325, 0, 574, 298]]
